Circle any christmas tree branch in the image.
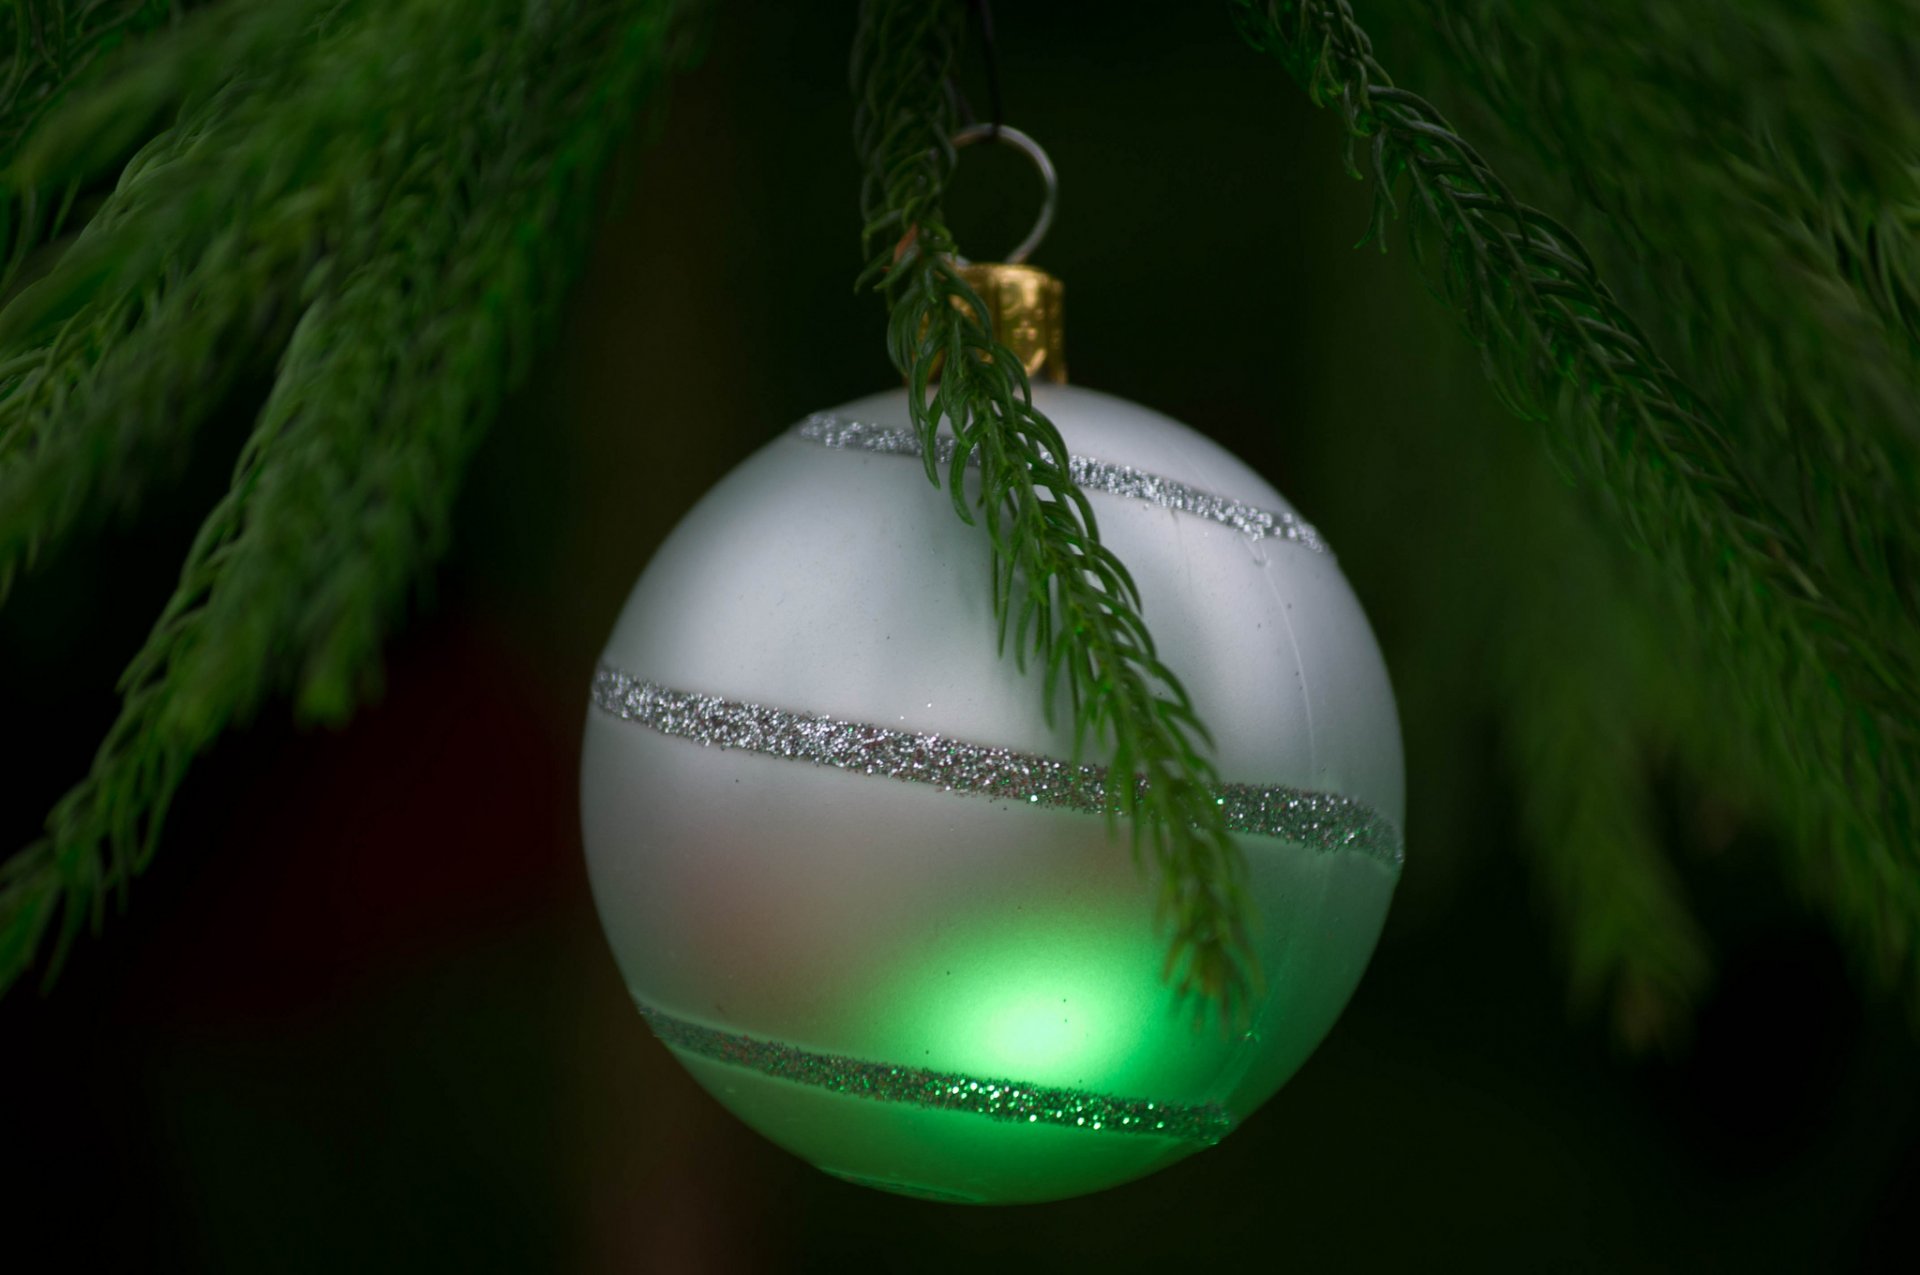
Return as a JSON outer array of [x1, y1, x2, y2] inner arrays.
[[0, 0, 409, 601], [0, 2, 195, 315], [0, 2, 178, 236], [852, 0, 1254, 1022], [0, 2, 172, 143], [1411, 0, 1920, 1009], [1416, 1, 1920, 678], [1492, 463, 1713, 1049], [0, 0, 699, 996], [1419, 0, 1920, 361], [1235, 1, 1920, 1002]]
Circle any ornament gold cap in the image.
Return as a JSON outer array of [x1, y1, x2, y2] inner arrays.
[[938, 125, 1066, 385], [957, 261, 1067, 385]]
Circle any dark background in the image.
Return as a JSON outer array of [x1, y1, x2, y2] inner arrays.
[[3, 3, 1917, 1269]]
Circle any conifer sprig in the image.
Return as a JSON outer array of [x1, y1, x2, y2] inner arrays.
[[1235, 0, 1920, 1000], [853, 0, 1254, 1022], [0, 1, 177, 281], [1418, 2, 1920, 663], [1411, 0, 1920, 1015], [0, 0, 696, 995]]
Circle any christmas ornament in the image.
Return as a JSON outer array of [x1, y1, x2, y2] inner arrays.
[[581, 127, 1404, 1204]]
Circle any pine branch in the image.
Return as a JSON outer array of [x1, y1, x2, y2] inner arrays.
[[0, 2, 180, 290], [0, 2, 171, 149], [1421, 0, 1920, 361], [1234, 1, 1920, 1003], [1418, 1, 1920, 670], [852, 0, 1254, 1023], [1492, 464, 1713, 1049], [1410, 0, 1920, 1001], [0, 0, 389, 601], [0, 0, 698, 996]]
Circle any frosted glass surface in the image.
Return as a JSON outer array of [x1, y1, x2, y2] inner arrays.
[[581, 386, 1404, 1203]]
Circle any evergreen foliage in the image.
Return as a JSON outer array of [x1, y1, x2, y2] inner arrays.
[[1, 0, 1916, 1042], [852, 0, 1254, 1022], [1236, 0, 1920, 1019], [0, 0, 699, 993], [0, 3, 173, 185]]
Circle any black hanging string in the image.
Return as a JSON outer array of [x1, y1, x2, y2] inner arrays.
[[946, 0, 1003, 135]]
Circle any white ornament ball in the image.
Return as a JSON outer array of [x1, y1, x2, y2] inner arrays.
[[581, 383, 1404, 1204]]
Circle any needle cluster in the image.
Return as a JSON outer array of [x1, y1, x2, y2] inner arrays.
[[853, 0, 1255, 1023], [1236, 0, 1920, 1023], [0, 0, 698, 994]]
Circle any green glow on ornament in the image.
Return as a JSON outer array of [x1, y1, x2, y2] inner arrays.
[[983, 989, 1098, 1076], [629, 902, 1250, 1204], [637, 998, 1234, 1143], [950, 955, 1144, 1090], [875, 908, 1199, 1102]]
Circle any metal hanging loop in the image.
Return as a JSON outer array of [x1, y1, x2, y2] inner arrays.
[[950, 124, 1056, 266]]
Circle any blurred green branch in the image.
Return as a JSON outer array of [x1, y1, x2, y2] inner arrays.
[[6, 0, 1914, 1042], [0, 1, 176, 162], [1236, 0, 1920, 1020], [853, 0, 1254, 1022], [0, 0, 699, 995], [0, 1, 179, 292]]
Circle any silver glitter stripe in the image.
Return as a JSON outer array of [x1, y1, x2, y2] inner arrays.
[[796, 413, 1331, 555], [591, 667, 1403, 867], [637, 998, 1236, 1144]]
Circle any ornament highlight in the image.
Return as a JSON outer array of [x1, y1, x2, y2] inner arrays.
[[582, 380, 1405, 1204]]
